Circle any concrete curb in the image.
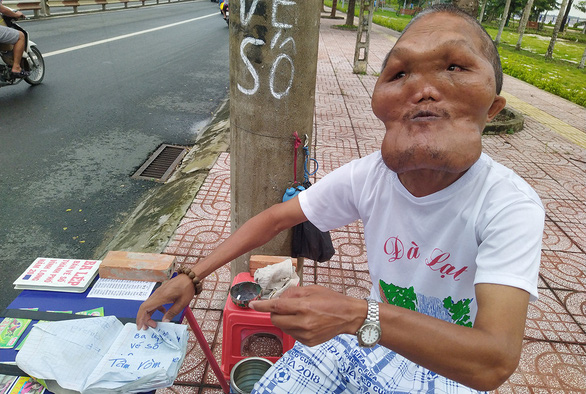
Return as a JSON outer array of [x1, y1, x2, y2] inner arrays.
[[95, 98, 230, 258]]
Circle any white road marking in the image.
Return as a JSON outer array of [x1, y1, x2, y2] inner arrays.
[[43, 12, 216, 58]]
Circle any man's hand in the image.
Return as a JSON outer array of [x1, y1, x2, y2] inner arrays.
[[249, 285, 366, 347], [136, 274, 195, 330]]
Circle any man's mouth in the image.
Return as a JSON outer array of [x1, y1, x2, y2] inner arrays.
[[404, 109, 449, 121], [412, 110, 440, 121]]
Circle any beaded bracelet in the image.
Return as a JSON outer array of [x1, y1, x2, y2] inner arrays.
[[177, 266, 203, 295]]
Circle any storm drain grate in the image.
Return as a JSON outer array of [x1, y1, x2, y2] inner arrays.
[[132, 144, 188, 183]]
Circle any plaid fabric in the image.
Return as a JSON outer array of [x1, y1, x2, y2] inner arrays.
[[252, 335, 486, 393]]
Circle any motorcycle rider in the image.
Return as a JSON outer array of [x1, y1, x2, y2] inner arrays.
[[219, 0, 227, 21], [0, 1, 29, 78]]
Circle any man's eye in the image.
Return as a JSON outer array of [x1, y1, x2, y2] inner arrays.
[[391, 71, 405, 81], [447, 65, 463, 71]]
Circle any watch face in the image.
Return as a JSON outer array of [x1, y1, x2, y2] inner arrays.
[[359, 323, 381, 346]]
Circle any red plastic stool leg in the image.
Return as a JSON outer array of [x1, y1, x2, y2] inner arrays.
[[183, 307, 230, 393]]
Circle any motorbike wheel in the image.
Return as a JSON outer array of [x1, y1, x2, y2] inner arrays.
[[24, 46, 45, 86]]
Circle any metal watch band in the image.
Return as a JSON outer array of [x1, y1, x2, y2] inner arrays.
[[366, 299, 379, 323]]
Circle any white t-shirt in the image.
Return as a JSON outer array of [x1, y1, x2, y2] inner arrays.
[[299, 151, 544, 326]]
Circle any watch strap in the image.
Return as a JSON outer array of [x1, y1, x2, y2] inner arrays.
[[366, 299, 379, 323]]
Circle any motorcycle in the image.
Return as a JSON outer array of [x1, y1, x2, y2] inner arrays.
[[220, 1, 229, 25], [0, 13, 45, 87]]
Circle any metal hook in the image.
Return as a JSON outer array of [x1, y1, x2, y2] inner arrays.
[[303, 134, 309, 148]]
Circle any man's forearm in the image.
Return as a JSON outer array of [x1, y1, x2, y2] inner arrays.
[[193, 197, 307, 279], [0, 5, 20, 17], [377, 284, 529, 390]]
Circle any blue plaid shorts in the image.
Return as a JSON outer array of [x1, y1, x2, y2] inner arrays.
[[252, 334, 485, 393]]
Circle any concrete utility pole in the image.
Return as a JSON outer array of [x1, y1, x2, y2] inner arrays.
[[229, 0, 321, 277], [353, 0, 375, 74]]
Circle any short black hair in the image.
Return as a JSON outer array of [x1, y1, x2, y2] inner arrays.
[[382, 4, 503, 94]]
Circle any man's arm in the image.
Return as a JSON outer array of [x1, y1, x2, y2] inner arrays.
[[0, 5, 24, 18], [251, 282, 529, 391], [136, 197, 308, 329]]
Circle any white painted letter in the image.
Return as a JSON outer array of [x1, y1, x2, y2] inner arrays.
[[272, 0, 296, 29], [240, 0, 260, 26], [269, 53, 294, 99], [238, 37, 265, 96]]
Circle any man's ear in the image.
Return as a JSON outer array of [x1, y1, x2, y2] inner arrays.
[[487, 95, 507, 122]]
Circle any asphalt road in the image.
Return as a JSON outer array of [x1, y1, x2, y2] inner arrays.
[[0, 0, 230, 309]]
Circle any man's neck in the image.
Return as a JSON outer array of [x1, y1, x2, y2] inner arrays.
[[397, 169, 468, 197]]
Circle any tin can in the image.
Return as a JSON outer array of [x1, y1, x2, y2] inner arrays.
[[230, 357, 273, 394]]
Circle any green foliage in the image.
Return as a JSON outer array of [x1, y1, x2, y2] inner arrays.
[[372, 14, 411, 32], [499, 46, 586, 107], [485, 26, 586, 59], [443, 297, 473, 327], [379, 280, 418, 311]]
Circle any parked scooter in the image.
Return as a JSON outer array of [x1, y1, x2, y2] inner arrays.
[[0, 13, 45, 87]]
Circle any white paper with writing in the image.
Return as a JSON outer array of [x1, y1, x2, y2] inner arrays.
[[16, 316, 187, 394], [87, 278, 156, 301]]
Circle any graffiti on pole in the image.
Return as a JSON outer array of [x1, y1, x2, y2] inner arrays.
[[237, 0, 296, 99]]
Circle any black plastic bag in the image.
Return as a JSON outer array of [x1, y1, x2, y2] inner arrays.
[[291, 221, 335, 262]]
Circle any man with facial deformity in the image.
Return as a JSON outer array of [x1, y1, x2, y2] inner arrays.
[[137, 4, 544, 392]]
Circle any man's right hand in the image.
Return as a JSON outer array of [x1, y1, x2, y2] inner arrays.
[[136, 274, 195, 330]]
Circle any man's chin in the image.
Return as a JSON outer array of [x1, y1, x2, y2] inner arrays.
[[382, 149, 480, 175]]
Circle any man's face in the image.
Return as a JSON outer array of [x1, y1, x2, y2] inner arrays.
[[372, 13, 505, 175]]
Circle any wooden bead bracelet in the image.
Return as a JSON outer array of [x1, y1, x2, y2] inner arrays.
[[177, 266, 203, 295]]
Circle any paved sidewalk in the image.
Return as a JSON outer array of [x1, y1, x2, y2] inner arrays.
[[157, 14, 586, 394]]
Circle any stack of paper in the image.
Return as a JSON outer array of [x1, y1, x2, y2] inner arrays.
[[13, 258, 100, 293], [15, 316, 187, 393]]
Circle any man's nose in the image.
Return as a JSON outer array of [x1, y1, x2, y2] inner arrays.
[[409, 74, 441, 103]]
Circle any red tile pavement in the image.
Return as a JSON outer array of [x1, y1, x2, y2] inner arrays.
[[157, 13, 586, 394]]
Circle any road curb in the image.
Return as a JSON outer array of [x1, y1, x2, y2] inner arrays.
[[95, 98, 230, 258]]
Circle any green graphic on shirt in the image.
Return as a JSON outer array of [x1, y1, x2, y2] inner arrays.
[[443, 296, 473, 327], [379, 280, 474, 326], [379, 280, 418, 311]]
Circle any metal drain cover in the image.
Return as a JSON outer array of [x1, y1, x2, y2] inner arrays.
[[132, 144, 188, 183]]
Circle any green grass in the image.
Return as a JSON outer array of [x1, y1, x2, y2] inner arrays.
[[485, 27, 586, 64], [324, 1, 586, 107], [498, 46, 586, 107]]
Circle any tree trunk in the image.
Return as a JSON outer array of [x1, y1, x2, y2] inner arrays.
[[495, 0, 512, 45], [516, 0, 535, 50], [345, 0, 357, 25], [322, 0, 326, 13], [479, 0, 488, 23], [560, 0, 574, 32], [579, 46, 586, 69], [330, 0, 338, 18], [451, 0, 479, 17], [546, 0, 569, 59]]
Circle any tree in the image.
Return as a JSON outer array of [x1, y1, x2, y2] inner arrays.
[[331, 0, 338, 18], [560, 0, 574, 31], [575, 0, 586, 33], [479, 0, 488, 22], [545, 0, 569, 59], [495, 0, 513, 45], [516, 0, 535, 50], [346, 0, 357, 26], [452, 0, 479, 16], [580, 47, 586, 68]]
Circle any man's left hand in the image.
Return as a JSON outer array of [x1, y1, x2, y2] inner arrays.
[[249, 285, 366, 347]]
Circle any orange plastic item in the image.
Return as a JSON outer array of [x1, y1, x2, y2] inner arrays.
[[220, 272, 295, 381]]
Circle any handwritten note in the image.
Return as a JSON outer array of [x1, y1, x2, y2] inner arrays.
[[15, 316, 187, 393]]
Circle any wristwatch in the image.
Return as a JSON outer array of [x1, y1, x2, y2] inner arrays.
[[356, 299, 381, 347]]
